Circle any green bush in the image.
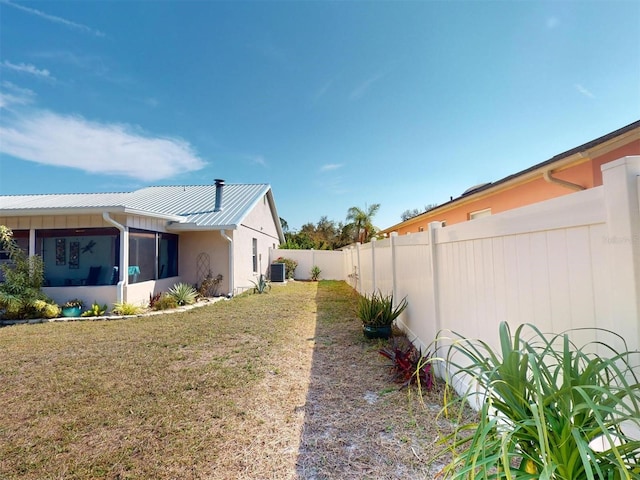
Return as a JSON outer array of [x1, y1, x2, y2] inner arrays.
[[0, 225, 58, 319], [274, 256, 298, 279], [111, 302, 144, 316], [152, 292, 178, 311], [81, 301, 108, 317], [310, 265, 321, 281], [435, 322, 640, 478]]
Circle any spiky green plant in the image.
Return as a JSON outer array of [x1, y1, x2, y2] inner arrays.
[[167, 282, 198, 306], [250, 274, 271, 294], [435, 322, 640, 479], [356, 291, 408, 327]]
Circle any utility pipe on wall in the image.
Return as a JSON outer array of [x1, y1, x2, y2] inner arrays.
[[103, 212, 127, 303], [220, 230, 234, 297], [543, 169, 585, 191]]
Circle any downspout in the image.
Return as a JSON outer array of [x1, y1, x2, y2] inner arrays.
[[543, 169, 585, 191], [220, 230, 234, 297], [103, 212, 127, 303]]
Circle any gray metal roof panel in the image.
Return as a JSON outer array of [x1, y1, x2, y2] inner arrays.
[[0, 192, 131, 210], [0, 183, 272, 229]]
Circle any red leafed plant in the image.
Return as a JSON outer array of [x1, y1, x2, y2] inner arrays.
[[379, 336, 434, 391]]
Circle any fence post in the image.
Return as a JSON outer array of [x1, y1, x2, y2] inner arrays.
[[601, 156, 640, 352], [356, 242, 362, 293], [391, 232, 398, 303], [428, 222, 443, 343], [371, 237, 377, 293]]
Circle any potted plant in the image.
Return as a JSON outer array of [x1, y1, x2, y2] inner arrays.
[[61, 298, 84, 317], [356, 291, 408, 339]]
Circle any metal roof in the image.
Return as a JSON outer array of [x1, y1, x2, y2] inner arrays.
[[0, 183, 279, 233]]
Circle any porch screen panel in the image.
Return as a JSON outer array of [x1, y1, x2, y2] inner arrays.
[[158, 233, 178, 279], [129, 230, 156, 283]]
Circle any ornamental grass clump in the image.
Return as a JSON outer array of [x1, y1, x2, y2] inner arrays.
[[435, 321, 640, 479]]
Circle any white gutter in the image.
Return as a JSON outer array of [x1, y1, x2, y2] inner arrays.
[[220, 230, 234, 297], [543, 169, 586, 191], [102, 212, 127, 303]]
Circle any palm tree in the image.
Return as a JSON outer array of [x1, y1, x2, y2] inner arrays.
[[346, 203, 380, 243]]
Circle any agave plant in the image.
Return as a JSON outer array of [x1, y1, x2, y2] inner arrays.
[[435, 322, 640, 479], [250, 274, 271, 294], [167, 282, 198, 306]]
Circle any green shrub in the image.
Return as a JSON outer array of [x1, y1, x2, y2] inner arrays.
[[310, 265, 321, 281], [111, 302, 144, 316], [356, 291, 408, 327], [152, 292, 178, 311], [274, 256, 298, 279], [435, 322, 640, 478], [81, 301, 108, 317], [167, 282, 198, 306], [0, 225, 57, 319]]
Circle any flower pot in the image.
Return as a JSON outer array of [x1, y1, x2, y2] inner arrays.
[[363, 324, 392, 339], [61, 306, 82, 317]]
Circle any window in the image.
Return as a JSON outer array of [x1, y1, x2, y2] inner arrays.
[[252, 238, 258, 272], [469, 208, 491, 220]]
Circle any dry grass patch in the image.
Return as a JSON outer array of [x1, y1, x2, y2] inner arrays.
[[1, 281, 460, 479]]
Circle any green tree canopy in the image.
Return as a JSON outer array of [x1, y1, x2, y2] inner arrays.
[[346, 203, 380, 244]]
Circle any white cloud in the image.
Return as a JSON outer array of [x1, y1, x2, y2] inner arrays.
[[575, 83, 595, 99], [320, 163, 343, 172], [0, 110, 207, 181], [350, 73, 384, 101], [2, 61, 54, 80], [0, 82, 36, 108], [546, 17, 559, 29], [1, 0, 105, 37]]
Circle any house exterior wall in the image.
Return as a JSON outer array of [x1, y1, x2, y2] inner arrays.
[[178, 231, 230, 295], [233, 194, 282, 293], [385, 133, 640, 235]]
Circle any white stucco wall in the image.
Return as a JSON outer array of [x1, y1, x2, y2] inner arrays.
[[233, 193, 281, 293], [178, 231, 231, 295]]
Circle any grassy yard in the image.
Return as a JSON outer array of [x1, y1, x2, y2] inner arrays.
[[0, 281, 449, 479]]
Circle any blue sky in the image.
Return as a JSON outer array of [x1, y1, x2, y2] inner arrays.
[[1, 1, 638, 232]]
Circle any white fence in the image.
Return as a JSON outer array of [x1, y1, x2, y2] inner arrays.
[[272, 156, 640, 355]]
